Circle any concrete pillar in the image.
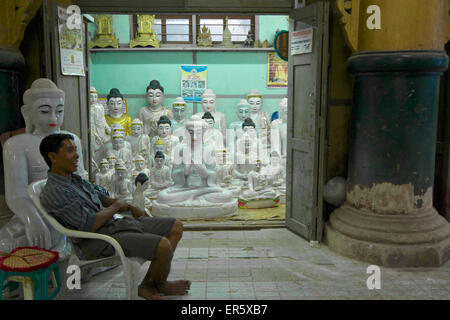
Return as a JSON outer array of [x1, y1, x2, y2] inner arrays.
[[325, 0, 450, 267]]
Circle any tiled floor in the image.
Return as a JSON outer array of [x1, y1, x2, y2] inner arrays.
[[60, 228, 449, 300]]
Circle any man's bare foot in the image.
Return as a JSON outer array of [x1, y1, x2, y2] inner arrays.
[[138, 283, 165, 300], [157, 280, 191, 296]]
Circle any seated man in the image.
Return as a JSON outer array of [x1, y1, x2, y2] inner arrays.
[[39, 133, 190, 300]]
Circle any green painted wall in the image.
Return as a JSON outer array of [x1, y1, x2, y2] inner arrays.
[[259, 15, 289, 44], [88, 15, 288, 127]]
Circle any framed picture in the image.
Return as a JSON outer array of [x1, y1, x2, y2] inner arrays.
[[267, 52, 288, 88], [181, 65, 208, 102]]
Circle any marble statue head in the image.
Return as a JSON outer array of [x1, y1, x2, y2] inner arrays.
[[242, 117, 256, 132], [107, 88, 125, 117], [106, 152, 117, 169], [111, 123, 126, 136], [131, 118, 144, 136], [100, 158, 109, 172], [236, 99, 251, 121], [22, 78, 65, 135], [116, 163, 127, 178], [134, 155, 146, 171], [246, 89, 263, 114], [157, 115, 172, 138], [154, 150, 165, 168], [278, 97, 288, 122], [146, 80, 165, 108], [89, 87, 98, 105], [135, 172, 149, 188], [112, 131, 125, 149], [153, 137, 165, 154], [172, 97, 188, 122], [201, 111, 215, 128], [201, 88, 217, 113]]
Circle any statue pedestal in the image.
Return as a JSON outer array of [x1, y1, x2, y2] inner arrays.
[[151, 197, 238, 219], [238, 195, 280, 209]]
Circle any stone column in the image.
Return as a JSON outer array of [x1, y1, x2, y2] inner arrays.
[[325, 0, 450, 267]]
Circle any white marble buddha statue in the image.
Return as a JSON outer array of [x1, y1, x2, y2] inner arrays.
[[202, 111, 224, 149], [233, 118, 262, 182], [146, 151, 173, 199], [247, 89, 270, 145], [127, 118, 151, 159], [132, 173, 152, 216], [111, 131, 133, 170], [171, 97, 189, 143], [240, 160, 278, 201], [0, 78, 88, 252], [104, 88, 132, 136], [271, 97, 288, 161], [89, 87, 111, 170], [106, 151, 117, 173], [111, 163, 133, 203], [132, 155, 151, 180], [105, 123, 131, 154], [95, 158, 113, 192], [138, 80, 174, 141], [262, 150, 286, 195], [152, 116, 237, 219], [150, 115, 179, 162], [148, 137, 171, 169], [195, 89, 226, 136], [229, 99, 251, 136], [215, 149, 241, 197]]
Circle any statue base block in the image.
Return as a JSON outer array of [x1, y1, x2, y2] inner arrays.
[[151, 199, 238, 219], [325, 203, 450, 267], [238, 196, 280, 209]]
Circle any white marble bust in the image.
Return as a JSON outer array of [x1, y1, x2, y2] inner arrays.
[[0, 78, 88, 252], [195, 89, 226, 136]]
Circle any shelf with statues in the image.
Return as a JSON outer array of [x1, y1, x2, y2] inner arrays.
[[89, 46, 275, 53]]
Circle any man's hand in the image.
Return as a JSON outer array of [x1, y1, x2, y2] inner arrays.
[[112, 200, 129, 212], [128, 205, 147, 218]]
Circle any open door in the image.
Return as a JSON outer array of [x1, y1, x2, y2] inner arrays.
[[41, 0, 90, 170], [285, 1, 329, 242]]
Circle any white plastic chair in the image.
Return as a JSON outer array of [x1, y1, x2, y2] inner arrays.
[[27, 179, 145, 300]]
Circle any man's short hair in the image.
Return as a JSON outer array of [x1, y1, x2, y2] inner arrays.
[[39, 133, 74, 168]]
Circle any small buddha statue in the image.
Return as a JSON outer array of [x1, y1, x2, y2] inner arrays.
[[233, 118, 260, 182], [132, 155, 151, 179], [0, 78, 87, 252], [195, 88, 227, 136], [262, 151, 286, 195], [240, 160, 278, 201], [229, 99, 251, 139], [111, 131, 133, 170], [271, 97, 288, 161], [128, 118, 151, 159], [106, 151, 117, 173], [95, 158, 113, 192], [247, 89, 270, 145], [111, 163, 133, 203], [197, 24, 213, 47], [202, 112, 224, 149], [90, 87, 111, 174], [150, 115, 179, 162], [104, 88, 132, 136], [138, 80, 174, 141], [132, 173, 152, 216], [215, 149, 241, 197], [146, 151, 173, 199], [171, 96, 189, 142], [148, 137, 171, 169], [221, 17, 234, 48]]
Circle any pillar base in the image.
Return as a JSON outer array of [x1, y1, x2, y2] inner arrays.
[[325, 204, 450, 267]]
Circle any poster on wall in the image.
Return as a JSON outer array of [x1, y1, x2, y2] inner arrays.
[[57, 6, 85, 76], [181, 65, 208, 102], [267, 52, 288, 88], [291, 28, 313, 55]]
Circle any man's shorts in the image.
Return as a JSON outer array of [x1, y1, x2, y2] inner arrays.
[[79, 216, 176, 261]]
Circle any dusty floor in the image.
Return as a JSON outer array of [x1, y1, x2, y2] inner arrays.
[[58, 227, 449, 300]]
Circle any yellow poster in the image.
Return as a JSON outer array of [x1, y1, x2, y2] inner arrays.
[[267, 52, 288, 88], [181, 65, 207, 102]]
